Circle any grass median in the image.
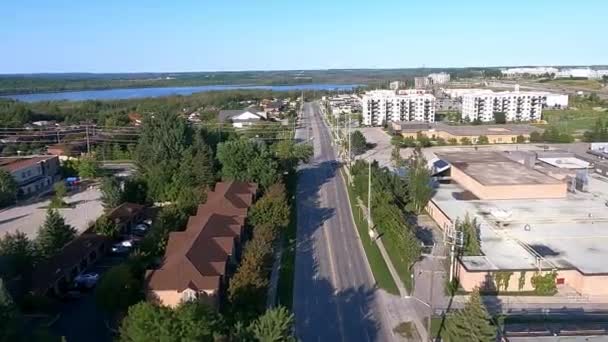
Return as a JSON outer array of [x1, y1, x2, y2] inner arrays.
[[343, 170, 399, 295], [276, 171, 298, 309]]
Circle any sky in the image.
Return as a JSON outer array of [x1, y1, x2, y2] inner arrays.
[[1, 0, 607, 73]]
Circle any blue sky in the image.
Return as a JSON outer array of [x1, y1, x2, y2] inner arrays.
[[1, 0, 606, 73]]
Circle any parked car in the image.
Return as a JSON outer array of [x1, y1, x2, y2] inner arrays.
[[133, 224, 149, 235], [119, 239, 134, 248], [74, 272, 99, 289], [111, 243, 130, 254]]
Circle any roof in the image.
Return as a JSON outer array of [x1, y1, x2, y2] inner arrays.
[[31, 233, 110, 294], [438, 152, 562, 186], [0, 155, 57, 173], [218, 107, 265, 122], [397, 122, 542, 136], [146, 181, 257, 293], [107, 202, 144, 223]]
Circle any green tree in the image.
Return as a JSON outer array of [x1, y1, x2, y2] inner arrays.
[[531, 271, 557, 295], [93, 215, 120, 238], [477, 135, 489, 145], [494, 112, 506, 124], [0, 170, 17, 207], [50, 182, 68, 208], [250, 306, 296, 342], [274, 139, 313, 173], [100, 177, 123, 210], [350, 130, 367, 155], [458, 214, 481, 256], [444, 288, 496, 342], [391, 146, 405, 169], [36, 209, 77, 258], [0, 278, 20, 342], [249, 182, 290, 229], [0, 231, 36, 277], [76, 156, 100, 179], [172, 301, 224, 341], [529, 131, 542, 143], [406, 148, 432, 214], [516, 135, 526, 143], [447, 138, 459, 145], [122, 178, 149, 204], [119, 302, 174, 342], [460, 137, 472, 145], [217, 139, 279, 189], [95, 264, 142, 314]]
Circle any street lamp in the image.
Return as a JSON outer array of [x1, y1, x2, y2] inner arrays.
[[406, 295, 434, 342]]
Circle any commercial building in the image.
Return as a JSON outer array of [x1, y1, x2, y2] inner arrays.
[[461, 90, 543, 122], [0, 155, 60, 197], [392, 122, 542, 144], [426, 149, 608, 296], [361, 90, 435, 126], [145, 181, 257, 309], [428, 72, 451, 85]]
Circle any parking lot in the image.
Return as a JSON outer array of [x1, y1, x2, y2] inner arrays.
[[0, 185, 104, 238]]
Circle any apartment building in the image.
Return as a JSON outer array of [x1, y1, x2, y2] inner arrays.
[[361, 90, 435, 126], [461, 91, 543, 122], [414, 77, 430, 89], [389, 81, 404, 90], [428, 72, 450, 85], [0, 155, 60, 197]]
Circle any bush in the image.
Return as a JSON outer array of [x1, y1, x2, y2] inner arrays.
[[531, 271, 557, 295]]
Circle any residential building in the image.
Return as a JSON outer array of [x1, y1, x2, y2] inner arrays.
[[443, 88, 493, 99], [0, 155, 60, 197], [501, 67, 559, 77], [389, 81, 404, 90], [361, 90, 435, 126], [461, 91, 543, 122], [218, 107, 267, 128], [145, 181, 257, 309], [392, 122, 543, 144], [555, 68, 608, 79], [428, 72, 450, 85], [414, 77, 430, 89]]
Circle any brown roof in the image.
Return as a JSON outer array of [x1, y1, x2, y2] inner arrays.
[[31, 233, 110, 294], [0, 155, 57, 173], [107, 202, 144, 223], [146, 181, 257, 293]]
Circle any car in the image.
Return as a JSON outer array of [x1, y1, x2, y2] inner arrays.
[[119, 239, 134, 247], [142, 219, 153, 226], [133, 223, 149, 233], [74, 272, 99, 288], [111, 243, 130, 254]]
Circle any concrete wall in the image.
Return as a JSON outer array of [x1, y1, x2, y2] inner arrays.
[[450, 165, 566, 200], [426, 200, 452, 231]]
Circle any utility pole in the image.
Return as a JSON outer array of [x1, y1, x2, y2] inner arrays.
[[446, 222, 463, 284]]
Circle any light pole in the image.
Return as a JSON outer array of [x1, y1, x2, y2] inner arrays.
[[407, 295, 433, 342]]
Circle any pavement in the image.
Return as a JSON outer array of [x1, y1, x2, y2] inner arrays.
[[293, 102, 425, 341]]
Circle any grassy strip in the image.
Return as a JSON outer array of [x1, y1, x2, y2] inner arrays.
[[381, 236, 413, 292], [344, 173, 399, 295], [276, 171, 298, 309]]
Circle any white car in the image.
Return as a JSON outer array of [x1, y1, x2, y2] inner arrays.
[[119, 239, 134, 248], [74, 273, 99, 288], [133, 224, 148, 232]]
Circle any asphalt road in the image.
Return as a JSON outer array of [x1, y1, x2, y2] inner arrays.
[[293, 102, 391, 341]]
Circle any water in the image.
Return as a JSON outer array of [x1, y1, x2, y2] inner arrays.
[[1, 83, 360, 102]]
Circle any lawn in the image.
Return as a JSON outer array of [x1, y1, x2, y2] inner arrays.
[[276, 171, 299, 309], [344, 171, 399, 294], [539, 78, 603, 90], [540, 108, 607, 133], [381, 232, 413, 292]]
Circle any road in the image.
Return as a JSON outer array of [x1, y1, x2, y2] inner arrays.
[[293, 102, 394, 341]]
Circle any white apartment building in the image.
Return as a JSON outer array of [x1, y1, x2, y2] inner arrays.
[[361, 90, 435, 126], [462, 91, 543, 122], [555, 68, 608, 79], [428, 72, 451, 84], [389, 81, 404, 90]]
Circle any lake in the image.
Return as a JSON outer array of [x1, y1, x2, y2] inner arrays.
[[1, 83, 360, 102]]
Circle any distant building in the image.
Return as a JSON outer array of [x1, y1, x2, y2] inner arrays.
[[461, 91, 544, 122], [218, 107, 267, 128], [428, 72, 450, 85], [392, 122, 543, 144], [0, 155, 60, 197], [501, 67, 559, 77], [389, 81, 404, 90], [361, 90, 435, 126], [414, 77, 430, 89]]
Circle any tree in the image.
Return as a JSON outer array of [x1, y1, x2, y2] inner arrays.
[[217, 139, 279, 189], [36, 209, 77, 258], [122, 178, 149, 204], [77, 156, 100, 179], [458, 214, 481, 256], [0, 231, 36, 277], [350, 130, 367, 155], [529, 131, 542, 143], [274, 139, 313, 173], [406, 148, 432, 214], [460, 137, 472, 145], [100, 177, 123, 210], [49, 182, 68, 208], [391, 146, 405, 169], [250, 306, 296, 342], [172, 301, 224, 341], [516, 135, 526, 143], [0, 278, 19, 342], [94, 215, 120, 238], [494, 112, 506, 124], [476, 135, 489, 145], [248, 182, 290, 230], [0, 170, 17, 207], [447, 138, 458, 145], [444, 288, 496, 342], [95, 264, 142, 314]]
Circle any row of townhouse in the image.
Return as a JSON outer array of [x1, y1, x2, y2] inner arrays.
[[461, 91, 544, 122], [361, 90, 436, 126]]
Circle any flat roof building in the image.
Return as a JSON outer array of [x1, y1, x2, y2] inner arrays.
[[361, 90, 435, 126], [393, 122, 543, 144]]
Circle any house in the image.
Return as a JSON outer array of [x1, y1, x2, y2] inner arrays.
[[128, 112, 143, 126], [107, 202, 145, 234], [218, 107, 267, 128], [30, 232, 110, 295], [145, 181, 257, 309], [0, 155, 60, 197]]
